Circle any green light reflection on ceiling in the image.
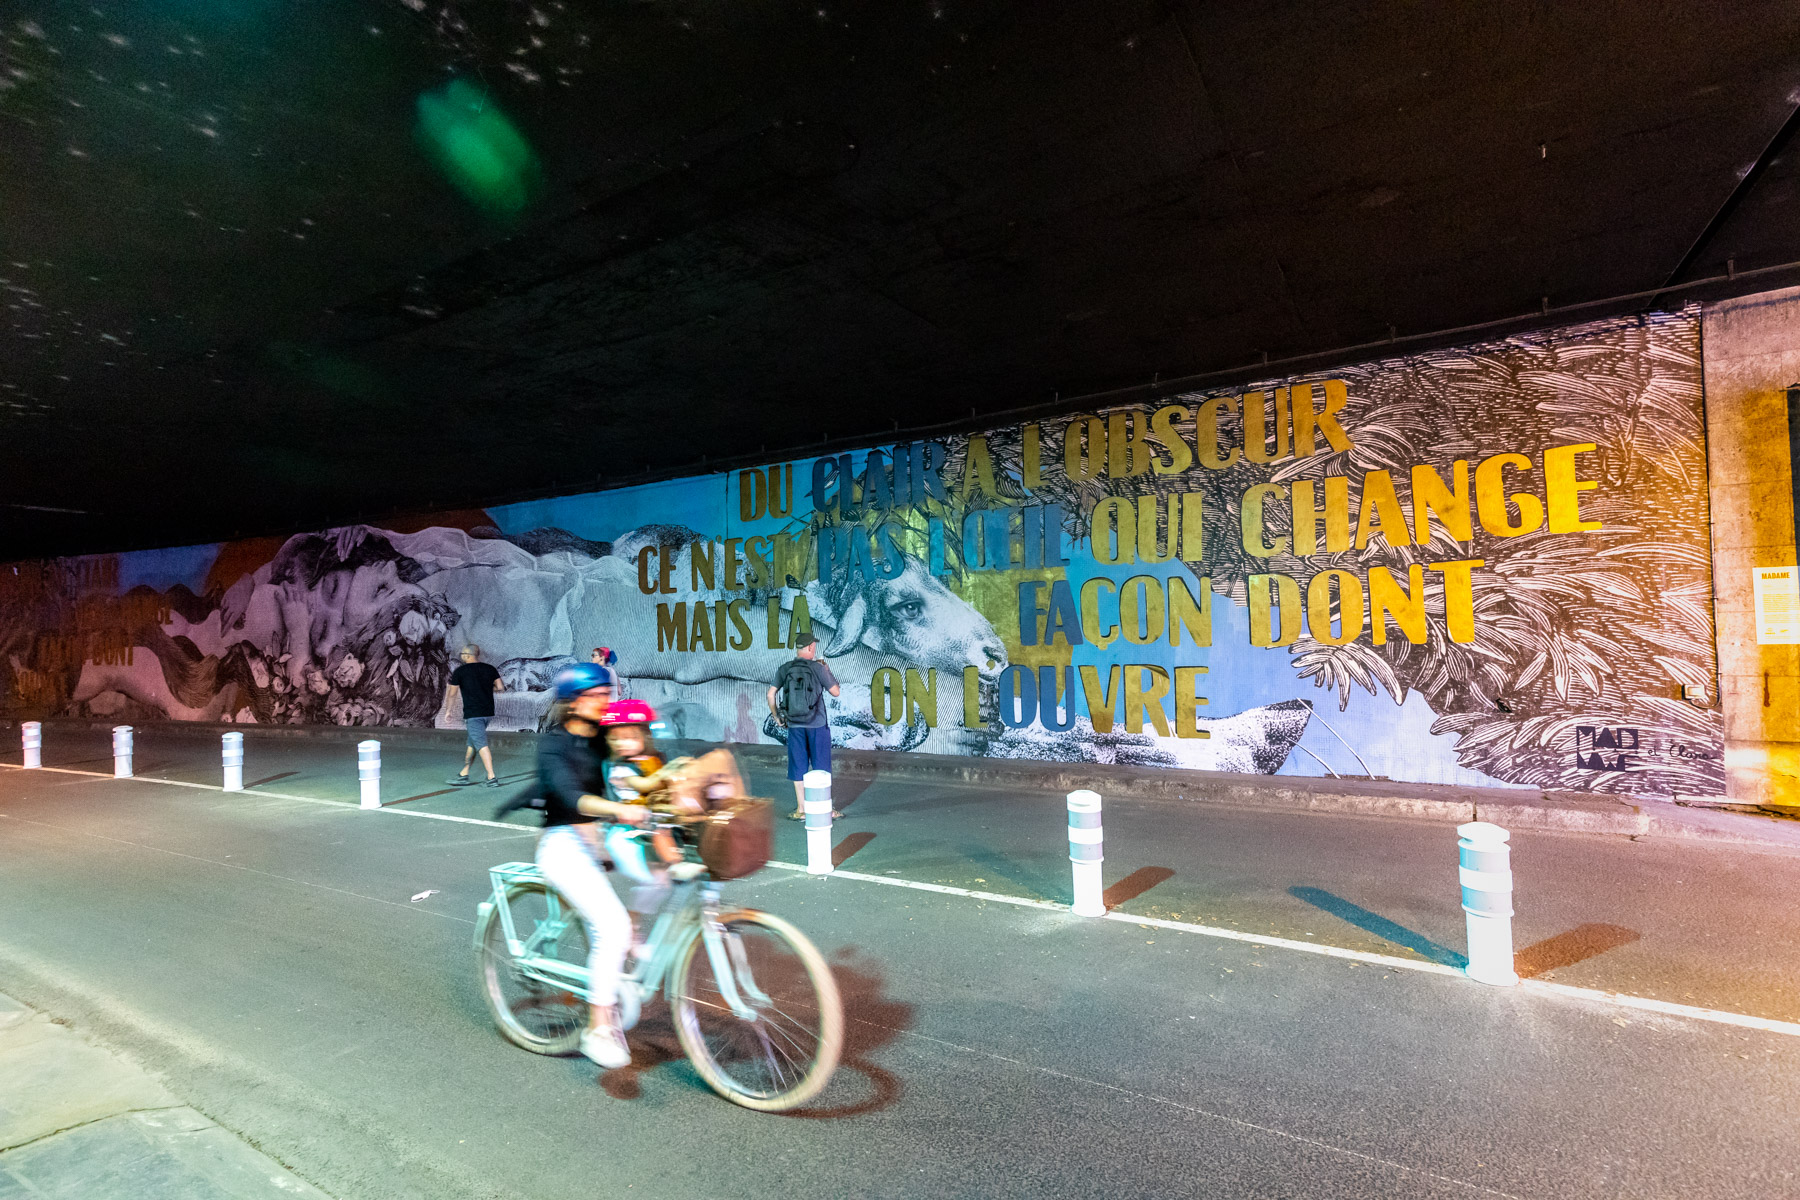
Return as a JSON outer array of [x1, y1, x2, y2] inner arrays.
[[415, 79, 541, 217]]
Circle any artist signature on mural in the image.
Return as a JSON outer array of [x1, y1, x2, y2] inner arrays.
[[1573, 726, 1722, 772]]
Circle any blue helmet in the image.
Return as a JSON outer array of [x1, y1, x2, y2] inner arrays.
[[552, 661, 615, 700]]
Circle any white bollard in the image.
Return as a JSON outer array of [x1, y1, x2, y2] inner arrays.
[[1067, 789, 1105, 917], [1458, 821, 1518, 986], [803, 769, 834, 875], [221, 732, 244, 792], [21, 721, 40, 769], [358, 739, 381, 809], [112, 725, 133, 779]]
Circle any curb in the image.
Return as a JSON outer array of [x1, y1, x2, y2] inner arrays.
[[3, 717, 1793, 848]]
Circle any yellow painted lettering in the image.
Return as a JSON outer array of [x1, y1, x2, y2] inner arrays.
[[1370, 564, 1427, 645], [1169, 575, 1212, 647], [1091, 497, 1135, 564], [1306, 569, 1365, 646], [656, 602, 687, 652], [1195, 396, 1241, 471], [1474, 453, 1544, 537], [1411, 461, 1472, 545], [1290, 476, 1352, 556], [1355, 469, 1413, 550], [1107, 410, 1154, 479], [1123, 664, 1172, 735], [690, 540, 717, 590], [1064, 417, 1106, 483], [1174, 665, 1211, 739], [1119, 575, 1165, 645], [1078, 664, 1121, 734], [1136, 495, 1177, 565], [1248, 572, 1303, 647], [1241, 483, 1289, 557], [1544, 443, 1602, 533], [1079, 578, 1118, 649], [906, 668, 939, 727], [1150, 404, 1193, 475], [1428, 558, 1484, 644]]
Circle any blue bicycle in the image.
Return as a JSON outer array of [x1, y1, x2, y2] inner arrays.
[[475, 817, 843, 1111]]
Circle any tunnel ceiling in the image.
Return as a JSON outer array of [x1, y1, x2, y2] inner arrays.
[[4, 0, 1800, 558]]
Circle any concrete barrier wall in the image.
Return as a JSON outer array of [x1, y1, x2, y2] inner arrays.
[[1702, 286, 1800, 808]]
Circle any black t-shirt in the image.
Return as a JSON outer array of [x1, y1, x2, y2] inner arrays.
[[449, 661, 501, 719], [536, 725, 607, 827]]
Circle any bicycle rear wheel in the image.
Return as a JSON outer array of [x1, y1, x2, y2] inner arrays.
[[476, 881, 589, 1056], [671, 910, 842, 1112]]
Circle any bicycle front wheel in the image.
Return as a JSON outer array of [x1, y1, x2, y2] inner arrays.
[[671, 910, 843, 1112], [476, 881, 589, 1056]]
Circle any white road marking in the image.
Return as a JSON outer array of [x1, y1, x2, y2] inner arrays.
[[0, 764, 536, 832], [0, 810, 475, 925], [10, 763, 1800, 1039], [761, 863, 1800, 1038]]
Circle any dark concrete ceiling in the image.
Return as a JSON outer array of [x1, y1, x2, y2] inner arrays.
[[4, 0, 1800, 558]]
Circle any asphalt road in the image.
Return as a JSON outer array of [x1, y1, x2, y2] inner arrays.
[[0, 729, 1795, 1199]]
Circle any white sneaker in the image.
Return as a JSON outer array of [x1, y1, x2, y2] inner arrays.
[[580, 1023, 631, 1070]]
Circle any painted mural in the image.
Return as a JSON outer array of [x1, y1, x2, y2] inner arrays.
[[0, 311, 1724, 796]]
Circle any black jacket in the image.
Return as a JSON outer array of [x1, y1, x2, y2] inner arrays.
[[534, 725, 608, 827]]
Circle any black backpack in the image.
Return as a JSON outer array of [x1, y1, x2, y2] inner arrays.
[[777, 659, 822, 724]]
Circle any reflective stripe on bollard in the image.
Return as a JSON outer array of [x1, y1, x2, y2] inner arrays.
[[803, 769, 833, 875], [112, 725, 133, 779], [221, 732, 244, 792], [1457, 820, 1518, 986], [1067, 789, 1104, 917], [21, 721, 40, 769], [357, 740, 381, 809]]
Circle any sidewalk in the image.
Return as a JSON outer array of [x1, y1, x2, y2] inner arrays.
[[9, 717, 1798, 850], [0, 990, 329, 1199]]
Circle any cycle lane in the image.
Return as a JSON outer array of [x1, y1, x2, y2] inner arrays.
[[0, 770, 1793, 1199], [17, 726, 1800, 1025], [16, 726, 1800, 1022]]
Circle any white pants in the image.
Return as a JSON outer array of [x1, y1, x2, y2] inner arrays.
[[603, 825, 670, 915], [535, 826, 632, 1007]]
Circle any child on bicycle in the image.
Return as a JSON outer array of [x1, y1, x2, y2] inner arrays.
[[597, 703, 753, 912], [532, 664, 649, 1070], [596, 700, 686, 915]]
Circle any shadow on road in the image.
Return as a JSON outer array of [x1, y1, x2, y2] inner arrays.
[[389, 788, 464, 806], [833, 831, 876, 867], [1514, 922, 1641, 979], [591, 949, 912, 1117], [245, 770, 300, 789], [791, 948, 913, 1120], [1289, 885, 1468, 968], [830, 775, 874, 810], [42, 756, 113, 769], [1104, 866, 1174, 910]]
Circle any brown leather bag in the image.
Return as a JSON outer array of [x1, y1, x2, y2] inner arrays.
[[698, 798, 774, 880]]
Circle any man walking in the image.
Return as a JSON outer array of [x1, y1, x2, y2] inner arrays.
[[767, 632, 841, 819], [445, 644, 504, 787]]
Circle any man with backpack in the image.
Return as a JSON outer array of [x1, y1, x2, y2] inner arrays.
[[767, 632, 842, 820]]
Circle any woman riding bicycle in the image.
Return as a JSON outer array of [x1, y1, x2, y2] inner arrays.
[[533, 662, 650, 1069]]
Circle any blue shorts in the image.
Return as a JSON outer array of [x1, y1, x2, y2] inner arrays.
[[785, 723, 831, 781], [464, 717, 490, 750]]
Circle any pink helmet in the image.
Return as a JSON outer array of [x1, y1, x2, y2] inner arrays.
[[599, 699, 657, 728]]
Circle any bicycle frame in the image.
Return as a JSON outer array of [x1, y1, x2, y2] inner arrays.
[[475, 860, 763, 1021]]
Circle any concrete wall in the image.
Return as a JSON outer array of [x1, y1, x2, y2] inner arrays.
[[1702, 287, 1800, 808]]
